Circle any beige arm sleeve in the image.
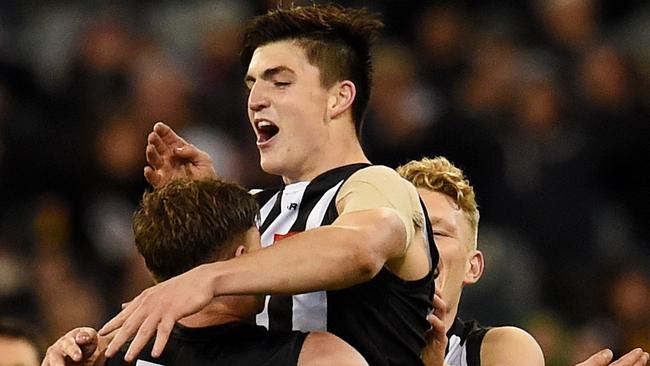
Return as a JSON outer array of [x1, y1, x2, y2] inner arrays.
[[336, 165, 423, 254]]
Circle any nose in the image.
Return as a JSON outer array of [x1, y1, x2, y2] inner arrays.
[[248, 82, 270, 112]]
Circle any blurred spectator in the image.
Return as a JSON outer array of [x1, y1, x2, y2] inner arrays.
[[0, 317, 44, 366], [534, 0, 599, 54], [0, 0, 647, 361], [364, 40, 439, 168]]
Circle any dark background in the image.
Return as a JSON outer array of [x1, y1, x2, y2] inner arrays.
[[0, 1, 647, 363]]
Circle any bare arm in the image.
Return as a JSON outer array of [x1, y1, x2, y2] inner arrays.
[[480, 326, 545, 366], [299, 332, 368, 366], [99, 207, 407, 361], [211, 207, 405, 294]]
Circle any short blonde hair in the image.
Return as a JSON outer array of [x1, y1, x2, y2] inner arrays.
[[397, 157, 479, 247]]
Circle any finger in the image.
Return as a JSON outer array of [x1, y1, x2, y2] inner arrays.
[[173, 144, 202, 161], [100, 294, 142, 337], [99, 314, 126, 337], [75, 330, 99, 357], [123, 315, 162, 362], [631, 353, 648, 366], [154, 122, 188, 148], [610, 348, 643, 366], [576, 349, 613, 366], [431, 293, 446, 314], [434, 284, 442, 295], [426, 294, 446, 339], [144, 166, 161, 187], [104, 307, 149, 358], [146, 143, 164, 169], [42, 348, 63, 366], [148, 131, 171, 157], [150, 317, 175, 358], [122, 301, 131, 309], [426, 313, 445, 335], [44, 337, 83, 365]]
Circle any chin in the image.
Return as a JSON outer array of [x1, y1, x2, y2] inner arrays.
[[259, 155, 286, 177]]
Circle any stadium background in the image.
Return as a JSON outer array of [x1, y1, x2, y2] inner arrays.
[[0, 0, 647, 364]]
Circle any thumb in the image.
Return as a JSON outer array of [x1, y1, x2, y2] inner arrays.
[[75, 329, 99, 357]]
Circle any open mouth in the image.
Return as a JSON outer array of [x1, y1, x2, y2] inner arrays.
[[255, 120, 280, 143]]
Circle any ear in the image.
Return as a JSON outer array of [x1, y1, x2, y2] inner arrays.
[[463, 250, 484, 285], [328, 80, 356, 120], [234, 244, 247, 258]]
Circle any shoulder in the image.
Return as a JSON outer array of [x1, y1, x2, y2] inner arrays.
[[340, 165, 417, 199], [347, 165, 406, 183], [480, 326, 544, 366]]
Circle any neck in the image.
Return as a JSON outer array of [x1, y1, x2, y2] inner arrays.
[[283, 123, 369, 184], [445, 298, 461, 333], [178, 299, 255, 328]]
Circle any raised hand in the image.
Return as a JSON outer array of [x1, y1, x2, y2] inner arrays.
[[41, 327, 107, 366], [144, 122, 217, 187], [98, 263, 216, 362], [575, 348, 649, 366], [422, 289, 449, 366]]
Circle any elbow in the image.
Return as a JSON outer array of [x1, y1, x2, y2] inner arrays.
[[348, 243, 383, 283], [346, 209, 405, 282]]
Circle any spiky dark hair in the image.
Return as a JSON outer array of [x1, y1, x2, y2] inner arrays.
[[241, 4, 383, 137]]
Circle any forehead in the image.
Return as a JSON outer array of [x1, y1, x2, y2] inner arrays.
[[418, 189, 464, 225], [247, 40, 318, 77]]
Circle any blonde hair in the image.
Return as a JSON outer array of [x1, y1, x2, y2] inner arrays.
[[397, 157, 479, 247]]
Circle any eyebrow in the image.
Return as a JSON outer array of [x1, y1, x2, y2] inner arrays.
[[244, 66, 296, 85], [429, 217, 456, 234]]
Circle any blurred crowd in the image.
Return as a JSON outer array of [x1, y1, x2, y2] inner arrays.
[[0, 0, 647, 364]]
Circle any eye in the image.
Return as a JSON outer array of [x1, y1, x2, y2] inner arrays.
[[242, 81, 254, 95], [274, 81, 291, 87]]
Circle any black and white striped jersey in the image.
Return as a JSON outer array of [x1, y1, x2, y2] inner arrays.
[[445, 318, 490, 366], [253, 163, 438, 366]]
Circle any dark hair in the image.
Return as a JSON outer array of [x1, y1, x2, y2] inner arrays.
[[0, 317, 45, 361], [241, 4, 384, 137], [133, 178, 259, 282]]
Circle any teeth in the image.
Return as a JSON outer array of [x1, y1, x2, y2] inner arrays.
[[257, 121, 274, 128]]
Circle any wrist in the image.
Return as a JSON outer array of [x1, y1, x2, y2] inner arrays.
[[200, 261, 224, 297]]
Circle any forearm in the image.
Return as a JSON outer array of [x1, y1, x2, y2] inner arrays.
[[206, 209, 404, 296]]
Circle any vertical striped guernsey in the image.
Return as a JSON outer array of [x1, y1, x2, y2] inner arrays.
[[253, 163, 439, 366], [445, 318, 490, 366]]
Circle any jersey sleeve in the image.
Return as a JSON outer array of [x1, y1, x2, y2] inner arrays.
[[335, 165, 423, 252]]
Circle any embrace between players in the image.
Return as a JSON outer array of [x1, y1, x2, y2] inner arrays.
[[43, 5, 648, 366]]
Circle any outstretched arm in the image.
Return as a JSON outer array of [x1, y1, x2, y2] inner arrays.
[[99, 207, 408, 361], [144, 122, 216, 187], [575, 348, 649, 366]]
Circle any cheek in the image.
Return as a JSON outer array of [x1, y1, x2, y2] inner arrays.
[[436, 241, 456, 263]]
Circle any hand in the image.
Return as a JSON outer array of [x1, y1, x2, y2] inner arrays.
[[144, 122, 217, 187], [575, 348, 649, 366], [422, 289, 449, 366], [41, 327, 107, 366], [98, 264, 216, 362]]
